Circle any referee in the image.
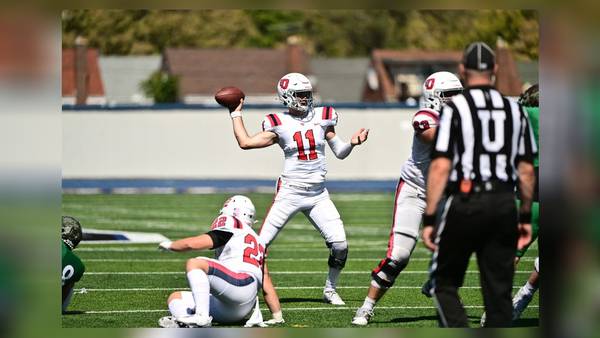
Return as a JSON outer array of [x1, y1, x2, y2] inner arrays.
[[421, 42, 537, 327]]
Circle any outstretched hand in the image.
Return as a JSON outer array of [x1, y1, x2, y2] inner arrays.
[[517, 223, 532, 250], [351, 128, 369, 146]]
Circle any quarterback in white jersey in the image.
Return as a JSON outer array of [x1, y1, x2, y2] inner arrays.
[[228, 72, 369, 324], [352, 71, 463, 326], [157, 196, 266, 328]]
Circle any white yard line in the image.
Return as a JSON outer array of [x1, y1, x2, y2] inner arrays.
[[83, 257, 536, 263], [82, 305, 539, 315], [75, 285, 522, 292], [85, 270, 532, 275]]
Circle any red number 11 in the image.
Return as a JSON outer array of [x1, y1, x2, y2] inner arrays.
[[293, 130, 317, 160]]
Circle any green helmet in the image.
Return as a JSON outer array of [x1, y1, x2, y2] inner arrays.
[[62, 216, 83, 250], [518, 83, 539, 107]]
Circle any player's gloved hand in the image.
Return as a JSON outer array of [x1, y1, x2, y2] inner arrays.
[[351, 128, 369, 146], [230, 98, 244, 118], [158, 241, 173, 251], [264, 310, 285, 325], [264, 317, 285, 325]]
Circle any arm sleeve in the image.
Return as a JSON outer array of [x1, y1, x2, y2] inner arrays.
[[431, 104, 458, 159], [206, 230, 234, 249], [327, 135, 353, 159]]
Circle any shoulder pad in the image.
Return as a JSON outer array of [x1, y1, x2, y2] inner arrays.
[[320, 106, 338, 127], [210, 215, 243, 230]]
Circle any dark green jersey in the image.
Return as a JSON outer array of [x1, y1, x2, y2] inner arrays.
[[525, 106, 539, 167], [62, 242, 85, 286]]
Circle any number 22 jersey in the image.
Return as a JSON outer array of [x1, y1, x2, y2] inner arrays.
[[262, 107, 338, 187], [209, 215, 266, 285]]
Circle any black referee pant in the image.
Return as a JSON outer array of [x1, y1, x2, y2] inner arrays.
[[430, 191, 518, 327]]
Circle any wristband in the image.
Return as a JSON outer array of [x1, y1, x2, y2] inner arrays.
[[519, 212, 532, 223], [423, 213, 436, 227], [230, 111, 242, 118]]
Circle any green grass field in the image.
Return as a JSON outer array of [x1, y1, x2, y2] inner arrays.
[[61, 192, 538, 328]]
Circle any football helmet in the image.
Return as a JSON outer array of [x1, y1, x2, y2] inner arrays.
[[219, 195, 256, 226], [62, 216, 83, 250], [422, 71, 463, 111], [277, 73, 313, 113]]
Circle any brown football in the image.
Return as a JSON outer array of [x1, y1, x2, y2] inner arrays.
[[215, 86, 245, 110]]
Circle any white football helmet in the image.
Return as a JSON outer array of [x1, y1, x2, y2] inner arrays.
[[277, 72, 313, 113], [219, 195, 256, 226], [422, 71, 463, 111]]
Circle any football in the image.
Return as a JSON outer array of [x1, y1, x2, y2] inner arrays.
[[215, 86, 245, 110]]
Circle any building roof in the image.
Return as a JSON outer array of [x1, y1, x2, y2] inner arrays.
[[363, 49, 462, 102], [62, 48, 104, 97], [310, 57, 369, 103], [163, 47, 308, 98], [99, 55, 161, 104]]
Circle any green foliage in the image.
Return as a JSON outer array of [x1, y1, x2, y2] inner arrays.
[[62, 10, 538, 60], [140, 71, 179, 103]]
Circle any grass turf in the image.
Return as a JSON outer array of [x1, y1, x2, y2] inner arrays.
[[61, 193, 539, 328]]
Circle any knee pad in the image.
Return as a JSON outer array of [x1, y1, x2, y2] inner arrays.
[[390, 245, 412, 266], [327, 241, 348, 269], [371, 257, 407, 289]]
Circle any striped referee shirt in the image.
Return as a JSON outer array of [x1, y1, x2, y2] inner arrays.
[[432, 85, 538, 184]]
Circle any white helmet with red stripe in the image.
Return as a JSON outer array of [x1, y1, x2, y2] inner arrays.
[[277, 72, 313, 113], [422, 71, 463, 111], [219, 195, 256, 226]]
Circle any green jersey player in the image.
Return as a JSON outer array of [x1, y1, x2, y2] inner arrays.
[[62, 216, 85, 313]]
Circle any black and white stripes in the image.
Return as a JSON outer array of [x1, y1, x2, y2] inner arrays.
[[432, 85, 537, 184]]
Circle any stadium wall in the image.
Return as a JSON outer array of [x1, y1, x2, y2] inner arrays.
[[63, 106, 416, 181]]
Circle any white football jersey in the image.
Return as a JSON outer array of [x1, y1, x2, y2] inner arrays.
[[400, 108, 440, 193], [262, 107, 338, 186], [209, 215, 265, 285]]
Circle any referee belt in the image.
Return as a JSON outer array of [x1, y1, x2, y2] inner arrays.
[[447, 180, 515, 194]]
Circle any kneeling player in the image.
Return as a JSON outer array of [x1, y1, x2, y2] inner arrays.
[[157, 196, 266, 328]]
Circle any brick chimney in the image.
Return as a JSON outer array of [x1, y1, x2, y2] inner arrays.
[[286, 35, 308, 74], [495, 38, 523, 96], [74, 36, 89, 105]]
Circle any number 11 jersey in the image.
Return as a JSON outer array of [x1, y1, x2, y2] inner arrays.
[[262, 106, 338, 187]]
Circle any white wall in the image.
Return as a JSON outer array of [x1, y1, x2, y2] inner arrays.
[[62, 108, 416, 180]]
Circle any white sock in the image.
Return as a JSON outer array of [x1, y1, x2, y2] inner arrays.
[[325, 267, 342, 291], [169, 298, 192, 318], [361, 297, 377, 311], [187, 269, 210, 316]]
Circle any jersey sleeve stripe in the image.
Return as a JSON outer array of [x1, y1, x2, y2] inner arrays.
[[272, 113, 282, 126], [207, 260, 255, 286], [267, 114, 277, 127], [414, 110, 439, 121]]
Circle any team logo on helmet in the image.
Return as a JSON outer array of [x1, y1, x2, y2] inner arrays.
[[422, 71, 463, 112], [277, 73, 314, 113]]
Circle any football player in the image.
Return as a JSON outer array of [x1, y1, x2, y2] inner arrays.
[[157, 195, 266, 328], [227, 72, 369, 324], [62, 216, 85, 313], [352, 71, 463, 326]]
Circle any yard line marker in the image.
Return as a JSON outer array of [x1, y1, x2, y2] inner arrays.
[[83, 257, 536, 263], [75, 286, 522, 292], [81, 305, 539, 315], [85, 271, 532, 275]]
